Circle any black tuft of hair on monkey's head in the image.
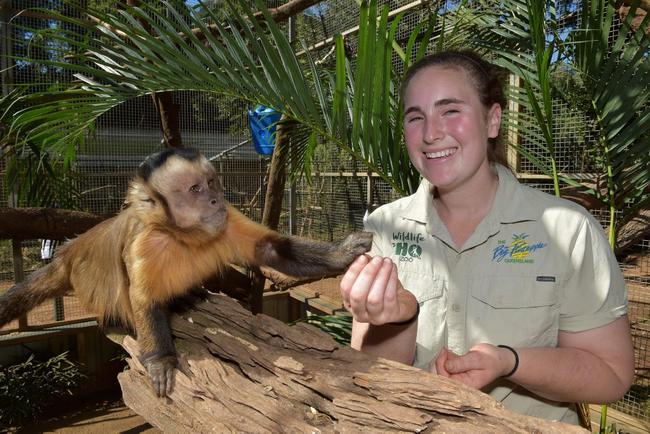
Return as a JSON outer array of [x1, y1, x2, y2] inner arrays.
[[138, 148, 202, 181]]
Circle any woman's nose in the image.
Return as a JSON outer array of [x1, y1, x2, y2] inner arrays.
[[423, 118, 443, 144]]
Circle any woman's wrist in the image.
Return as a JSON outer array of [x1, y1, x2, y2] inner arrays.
[[388, 302, 420, 326], [497, 345, 519, 378]]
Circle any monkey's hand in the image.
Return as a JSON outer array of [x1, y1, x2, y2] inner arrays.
[[141, 353, 177, 397], [333, 232, 373, 267]]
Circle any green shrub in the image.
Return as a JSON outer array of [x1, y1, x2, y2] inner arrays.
[[295, 313, 352, 346], [0, 352, 86, 427]]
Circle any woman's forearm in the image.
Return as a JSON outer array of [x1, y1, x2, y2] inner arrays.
[[351, 319, 418, 365]]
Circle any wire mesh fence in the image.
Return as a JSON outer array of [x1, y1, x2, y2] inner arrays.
[[1, 0, 649, 424]]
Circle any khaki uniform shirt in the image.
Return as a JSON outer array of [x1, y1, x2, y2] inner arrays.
[[364, 164, 627, 423]]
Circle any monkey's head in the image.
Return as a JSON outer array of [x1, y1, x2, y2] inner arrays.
[[127, 148, 228, 236]]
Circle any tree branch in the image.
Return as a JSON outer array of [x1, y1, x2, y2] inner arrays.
[[0, 207, 108, 240], [114, 294, 588, 433]]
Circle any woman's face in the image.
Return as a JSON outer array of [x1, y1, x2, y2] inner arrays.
[[402, 65, 501, 193]]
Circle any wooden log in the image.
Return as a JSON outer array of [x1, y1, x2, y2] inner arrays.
[[0, 207, 108, 241], [115, 293, 587, 433]]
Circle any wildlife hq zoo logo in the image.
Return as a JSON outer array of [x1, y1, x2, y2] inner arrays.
[[492, 233, 546, 264], [392, 232, 423, 262]]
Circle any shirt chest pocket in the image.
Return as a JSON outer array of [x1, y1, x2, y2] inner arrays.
[[467, 276, 560, 348], [400, 270, 447, 369], [400, 270, 444, 303]]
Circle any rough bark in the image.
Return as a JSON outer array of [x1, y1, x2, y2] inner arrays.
[[263, 0, 323, 23], [115, 293, 587, 434]]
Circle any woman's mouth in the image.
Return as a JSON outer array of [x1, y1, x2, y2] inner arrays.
[[425, 147, 458, 159]]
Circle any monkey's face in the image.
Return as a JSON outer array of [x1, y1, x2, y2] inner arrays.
[[149, 155, 228, 235]]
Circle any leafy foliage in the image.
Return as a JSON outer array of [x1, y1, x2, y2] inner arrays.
[[6, 0, 649, 244], [6, 0, 437, 197], [294, 313, 352, 346], [1, 89, 83, 208], [0, 352, 86, 427], [465, 0, 650, 248]]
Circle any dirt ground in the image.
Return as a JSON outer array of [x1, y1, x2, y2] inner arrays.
[[9, 389, 160, 434]]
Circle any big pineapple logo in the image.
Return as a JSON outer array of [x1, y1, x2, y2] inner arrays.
[[492, 233, 546, 264]]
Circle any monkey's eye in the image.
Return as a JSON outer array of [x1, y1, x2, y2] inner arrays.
[[189, 184, 201, 193], [207, 179, 214, 188]]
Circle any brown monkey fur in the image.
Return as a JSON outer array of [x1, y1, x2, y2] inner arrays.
[[0, 148, 372, 397]]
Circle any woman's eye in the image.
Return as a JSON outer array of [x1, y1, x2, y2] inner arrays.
[[189, 184, 201, 193], [444, 109, 459, 115], [406, 116, 423, 123]]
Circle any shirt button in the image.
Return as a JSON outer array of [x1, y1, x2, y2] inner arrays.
[[452, 303, 461, 312]]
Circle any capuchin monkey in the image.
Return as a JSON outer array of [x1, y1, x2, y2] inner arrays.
[[0, 148, 372, 397]]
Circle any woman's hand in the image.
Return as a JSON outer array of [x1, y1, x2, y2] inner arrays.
[[340, 255, 418, 325], [432, 344, 517, 389]]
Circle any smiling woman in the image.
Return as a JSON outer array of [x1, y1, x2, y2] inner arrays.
[[340, 49, 635, 426]]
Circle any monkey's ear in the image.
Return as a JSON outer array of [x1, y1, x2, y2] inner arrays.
[[125, 177, 158, 212]]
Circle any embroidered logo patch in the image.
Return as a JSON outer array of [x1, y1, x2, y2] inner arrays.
[[492, 233, 546, 264], [392, 232, 423, 262]]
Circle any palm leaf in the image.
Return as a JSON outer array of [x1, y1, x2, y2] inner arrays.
[[9, 0, 431, 196], [466, 0, 564, 195], [568, 0, 650, 242]]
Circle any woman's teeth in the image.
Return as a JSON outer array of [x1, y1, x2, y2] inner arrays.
[[425, 148, 457, 159]]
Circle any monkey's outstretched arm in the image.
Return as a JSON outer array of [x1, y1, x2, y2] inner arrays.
[[223, 206, 372, 278], [254, 231, 373, 278]]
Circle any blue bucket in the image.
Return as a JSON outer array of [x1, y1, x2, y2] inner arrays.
[[248, 105, 281, 156]]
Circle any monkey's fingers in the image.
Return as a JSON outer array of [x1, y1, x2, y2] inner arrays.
[[165, 366, 175, 396], [145, 356, 177, 397], [337, 232, 373, 263]]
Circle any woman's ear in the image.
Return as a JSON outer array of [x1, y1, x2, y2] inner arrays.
[[487, 103, 502, 139]]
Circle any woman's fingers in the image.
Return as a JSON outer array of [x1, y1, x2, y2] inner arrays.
[[340, 255, 370, 310], [340, 256, 408, 324], [365, 258, 394, 317]]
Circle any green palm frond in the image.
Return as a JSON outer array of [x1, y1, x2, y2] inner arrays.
[[467, 0, 564, 195], [9, 0, 430, 196], [465, 0, 649, 248], [293, 313, 352, 346], [568, 0, 650, 244], [2, 89, 83, 208]]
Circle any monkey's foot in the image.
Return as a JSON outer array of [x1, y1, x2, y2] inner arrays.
[[141, 353, 177, 397]]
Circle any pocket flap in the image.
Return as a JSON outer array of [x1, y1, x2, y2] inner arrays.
[[471, 276, 558, 309]]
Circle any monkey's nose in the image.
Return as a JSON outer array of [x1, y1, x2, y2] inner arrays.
[[211, 199, 218, 205]]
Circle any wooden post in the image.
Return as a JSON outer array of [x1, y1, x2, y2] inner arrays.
[[11, 239, 27, 330]]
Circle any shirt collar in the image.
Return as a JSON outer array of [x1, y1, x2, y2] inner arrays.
[[399, 178, 435, 224], [490, 164, 539, 224], [396, 164, 539, 236]]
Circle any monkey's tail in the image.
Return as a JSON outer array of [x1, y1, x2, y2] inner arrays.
[[0, 261, 70, 328]]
